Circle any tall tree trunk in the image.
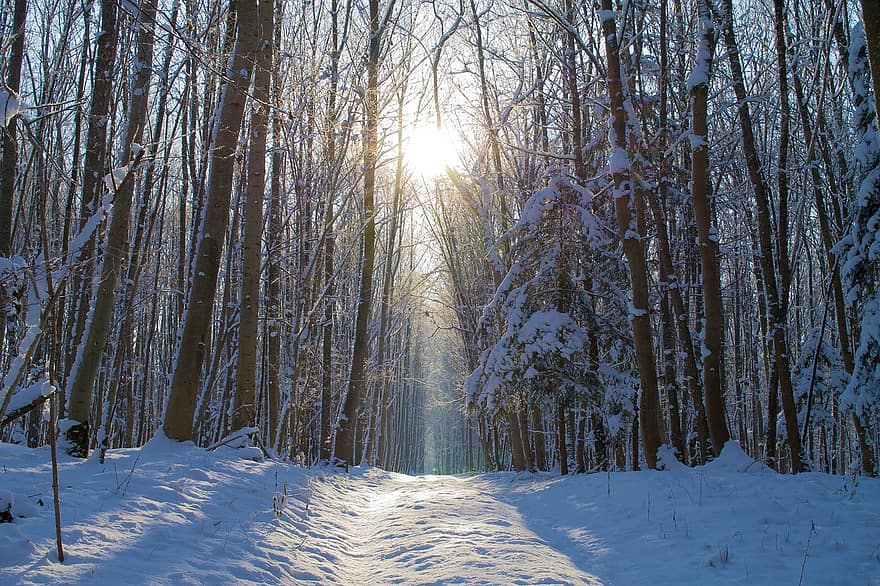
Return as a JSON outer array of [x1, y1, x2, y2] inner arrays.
[[690, 0, 730, 456], [334, 0, 388, 466], [266, 2, 285, 452], [163, 0, 261, 442], [62, 0, 118, 453], [0, 0, 25, 257], [233, 0, 274, 434], [65, 0, 153, 457], [98, 0, 181, 460], [0, 0, 27, 373], [598, 0, 665, 469], [319, 0, 345, 462], [720, 0, 801, 472], [771, 0, 802, 472]]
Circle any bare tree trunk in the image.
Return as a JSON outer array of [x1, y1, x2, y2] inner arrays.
[[643, 189, 709, 463], [61, 0, 118, 454], [556, 401, 568, 475], [318, 0, 345, 462], [771, 0, 802, 472], [575, 403, 587, 473], [690, 0, 730, 456], [531, 407, 547, 470], [598, 1, 665, 469], [0, 0, 27, 377], [163, 0, 261, 442], [233, 0, 274, 434], [0, 0, 27, 253], [334, 0, 389, 466], [265, 2, 285, 452], [518, 409, 534, 472], [0, 0, 26, 257], [660, 294, 685, 459], [591, 411, 608, 471], [65, 0, 153, 457], [720, 0, 801, 472]]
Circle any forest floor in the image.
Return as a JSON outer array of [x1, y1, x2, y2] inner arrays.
[[1, 437, 879, 585]]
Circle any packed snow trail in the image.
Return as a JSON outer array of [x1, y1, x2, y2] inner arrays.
[[3, 440, 880, 585], [297, 467, 601, 585]]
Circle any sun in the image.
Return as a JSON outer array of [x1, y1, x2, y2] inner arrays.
[[406, 125, 460, 178]]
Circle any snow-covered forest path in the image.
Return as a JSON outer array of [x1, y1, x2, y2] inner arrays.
[[3, 442, 880, 585], [298, 468, 601, 585]]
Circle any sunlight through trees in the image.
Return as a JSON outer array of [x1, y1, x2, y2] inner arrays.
[[0, 0, 878, 479]]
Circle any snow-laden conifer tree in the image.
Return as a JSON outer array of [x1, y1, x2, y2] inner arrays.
[[841, 22, 880, 476], [467, 174, 635, 471]]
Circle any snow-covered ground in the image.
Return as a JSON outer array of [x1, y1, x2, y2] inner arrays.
[[1, 439, 878, 585]]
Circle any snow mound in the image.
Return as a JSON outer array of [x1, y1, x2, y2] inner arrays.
[[656, 444, 689, 472], [703, 440, 768, 473], [0, 524, 38, 564], [0, 441, 312, 584]]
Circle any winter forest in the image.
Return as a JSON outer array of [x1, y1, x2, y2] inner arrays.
[[2, 0, 880, 582]]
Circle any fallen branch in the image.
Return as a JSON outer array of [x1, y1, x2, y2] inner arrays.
[[0, 379, 55, 426], [207, 427, 271, 459]]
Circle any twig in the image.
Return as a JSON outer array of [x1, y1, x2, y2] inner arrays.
[[118, 454, 142, 498], [798, 521, 816, 586], [49, 391, 64, 562]]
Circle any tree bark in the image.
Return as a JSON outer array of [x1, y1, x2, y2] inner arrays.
[[265, 2, 285, 452], [65, 0, 151, 457], [690, 0, 730, 456], [531, 407, 547, 470], [556, 401, 568, 475], [233, 0, 274, 434], [598, 0, 665, 469], [62, 0, 118, 454], [163, 0, 261, 442], [720, 0, 801, 472], [334, 0, 387, 465], [0, 0, 26, 257], [0, 0, 27, 378]]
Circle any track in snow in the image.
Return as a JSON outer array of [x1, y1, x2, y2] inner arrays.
[[296, 468, 601, 585]]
